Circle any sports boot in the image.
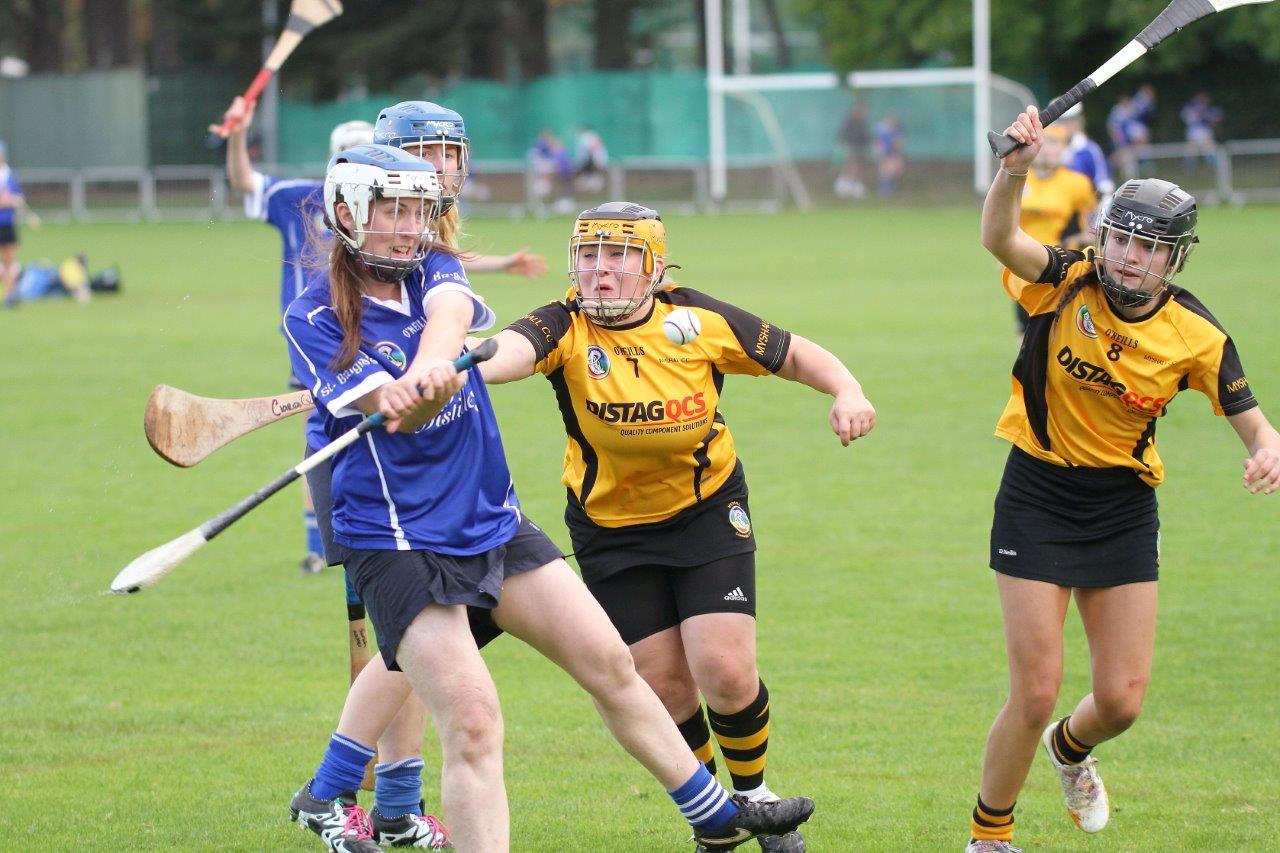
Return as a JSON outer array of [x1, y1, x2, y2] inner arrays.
[[1042, 722, 1109, 832], [693, 795, 814, 851], [289, 781, 383, 852], [371, 808, 452, 849]]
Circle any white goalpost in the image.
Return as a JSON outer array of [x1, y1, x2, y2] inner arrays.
[[704, 0, 1032, 205]]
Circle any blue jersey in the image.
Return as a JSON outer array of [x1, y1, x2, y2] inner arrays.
[[1065, 135, 1114, 195], [283, 252, 514, 555], [245, 172, 324, 319], [0, 166, 21, 227]]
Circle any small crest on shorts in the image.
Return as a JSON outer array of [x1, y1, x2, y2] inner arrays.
[[586, 345, 611, 379], [1075, 305, 1098, 339], [727, 502, 752, 538], [374, 340, 408, 369]]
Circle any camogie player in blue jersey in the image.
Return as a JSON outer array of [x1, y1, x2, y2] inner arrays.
[[214, 96, 547, 575], [283, 145, 814, 853]]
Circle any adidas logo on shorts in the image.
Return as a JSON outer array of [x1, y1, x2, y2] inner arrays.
[[723, 587, 748, 602]]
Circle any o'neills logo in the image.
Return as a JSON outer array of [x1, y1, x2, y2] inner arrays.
[[1056, 345, 1166, 414], [586, 345, 611, 379], [585, 393, 707, 424], [1075, 305, 1097, 339]]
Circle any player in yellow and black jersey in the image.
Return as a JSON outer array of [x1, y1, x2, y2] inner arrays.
[[1013, 124, 1098, 335], [476, 201, 875, 853], [962, 107, 1280, 853]]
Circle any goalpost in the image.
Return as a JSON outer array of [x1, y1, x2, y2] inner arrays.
[[704, 0, 1033, 206]]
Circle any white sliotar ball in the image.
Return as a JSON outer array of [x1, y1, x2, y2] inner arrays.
[[663, 308, 701, 346]]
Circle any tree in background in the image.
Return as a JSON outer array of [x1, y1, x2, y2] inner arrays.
[[793, 0, 1280, 139]]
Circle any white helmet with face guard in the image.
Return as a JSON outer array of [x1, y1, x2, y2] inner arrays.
[[324, 143, 443, 282], [569, 201, 667, 325], [329, 120, 376, 156]]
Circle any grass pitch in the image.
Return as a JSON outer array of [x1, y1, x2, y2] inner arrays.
[[2, 205, 1277, 850]]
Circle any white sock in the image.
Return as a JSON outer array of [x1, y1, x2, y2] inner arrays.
[[734, 783, 778, 803]]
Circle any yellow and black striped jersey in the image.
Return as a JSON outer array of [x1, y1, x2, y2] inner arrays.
[[998, 246, 1258, 487], [1021, 167, 1097, 245], [506, 286, 791, 527]]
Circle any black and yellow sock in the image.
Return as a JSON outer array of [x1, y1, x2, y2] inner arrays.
[[1050, 715, 1094, 765], [676, 706, 717, 776], [707, 679, 770, 793], [970, 795, 1015, 843]]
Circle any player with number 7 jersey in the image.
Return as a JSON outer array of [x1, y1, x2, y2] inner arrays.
[[475, 201, 875, 852]]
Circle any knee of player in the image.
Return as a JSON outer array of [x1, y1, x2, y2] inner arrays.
[[1009, 680, 1063, 729], [699, 663, 762, 710], [443, 692, 504, 762], [1093, 683, 1148, 732], [641, 665, 700, 714]]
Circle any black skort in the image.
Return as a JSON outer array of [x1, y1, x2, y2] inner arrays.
[[342, 515, 562, 671], [0, 223, 17, 246], [990, 445, 1159, 587]]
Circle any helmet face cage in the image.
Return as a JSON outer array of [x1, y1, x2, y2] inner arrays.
[[396, 135, 469, 205], [324, 163, 442, 283], [1093, 210, 1196, 308], [569, 232, 660, 325]]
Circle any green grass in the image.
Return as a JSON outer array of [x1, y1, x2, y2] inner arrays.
[[2, 206, 1278, 850]]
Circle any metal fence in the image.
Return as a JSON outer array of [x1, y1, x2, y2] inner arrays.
[[16, 140, 1280, 223]]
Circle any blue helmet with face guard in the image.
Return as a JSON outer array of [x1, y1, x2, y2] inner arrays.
[[374, 101, 469, 211], [324, 143, 443, 282]]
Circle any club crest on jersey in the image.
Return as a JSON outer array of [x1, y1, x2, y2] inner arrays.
[[727, 502, 752, 538], [586, 345, 611, 380], [374, 340, 408, 370], [1075, 305, 1097, 339]]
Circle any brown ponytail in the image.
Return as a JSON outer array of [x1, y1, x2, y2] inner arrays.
[[329, 249, 366, 371]]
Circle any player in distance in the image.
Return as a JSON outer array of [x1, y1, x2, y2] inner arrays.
[[468, 201, 875, 853], [965, 106, 1280, 853]]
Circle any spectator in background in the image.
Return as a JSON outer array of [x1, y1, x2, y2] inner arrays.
[[873, 114, 904, 198], [530, 129, 575, 214], [835, 101, 870, 199], [1181, 91, 1224, 167], [1106, 96, 1143, 180], [1059, 103, 1115, 197], [574, 124, 609, 194], [0, 141, 24, 308]]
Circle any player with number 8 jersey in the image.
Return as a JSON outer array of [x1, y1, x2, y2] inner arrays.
[[964, 107, 1280, 853], [476, 201, 875, 852]]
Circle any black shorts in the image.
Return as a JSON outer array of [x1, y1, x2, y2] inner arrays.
[[990, 446, 1159, 587], [344, 515, 563, 671], [568, 461, 757, 585], [587, 552, 756, 645], [0, 223, 16, 246]]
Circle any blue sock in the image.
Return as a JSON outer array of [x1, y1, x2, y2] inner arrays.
[[312, 733, 375, 801], [374, 758, 425, 819], [305, 510, 322, 555], [668, 765, 741, 832]]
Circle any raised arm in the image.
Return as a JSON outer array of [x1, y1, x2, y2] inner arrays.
[[211, 96, 257, 195], [775, 335, 875, 447], [981, 107, 1052, 283], [1228, 406, 1280, 495]]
